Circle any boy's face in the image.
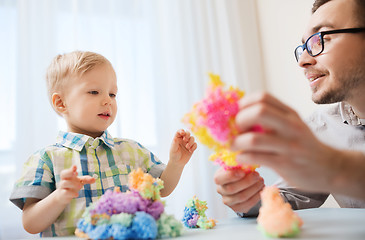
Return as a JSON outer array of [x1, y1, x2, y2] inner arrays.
[[62, 63, 118, 138]]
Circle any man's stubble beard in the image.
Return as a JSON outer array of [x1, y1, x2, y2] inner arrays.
[[312, 65, 365, 105]]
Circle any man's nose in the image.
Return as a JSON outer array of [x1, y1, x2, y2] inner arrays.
[[298, 49, 316, 68]]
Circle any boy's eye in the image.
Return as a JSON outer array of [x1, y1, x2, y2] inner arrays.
[[89, 91, 99, 95], [109, 93, 116, 98]]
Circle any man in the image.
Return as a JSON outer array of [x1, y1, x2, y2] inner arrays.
[[214, 0, 365, 217]]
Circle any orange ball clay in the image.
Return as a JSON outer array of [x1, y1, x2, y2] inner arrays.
[[128, 168, 164, 200], [257, 186, 303, 238]]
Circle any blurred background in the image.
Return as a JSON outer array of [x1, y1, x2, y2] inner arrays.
[[0, 0, 327, 239]]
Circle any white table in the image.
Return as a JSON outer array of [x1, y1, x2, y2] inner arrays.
[[20, 208, 365, 240]]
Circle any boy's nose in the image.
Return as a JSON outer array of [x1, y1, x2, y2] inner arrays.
[[102, 95, 112, 105]]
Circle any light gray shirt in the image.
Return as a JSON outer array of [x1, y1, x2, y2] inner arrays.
[[240, 102, 365, 217]]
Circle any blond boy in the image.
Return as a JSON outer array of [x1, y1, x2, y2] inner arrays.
[[10, 51, 197, 237]]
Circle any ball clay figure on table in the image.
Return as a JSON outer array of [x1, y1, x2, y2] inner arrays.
[[75, 168, 183, 239], [257, 186, 303, 238], [182, 196, 216, 229]]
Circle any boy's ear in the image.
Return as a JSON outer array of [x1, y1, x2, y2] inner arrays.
[[52, 93, 67, 115]]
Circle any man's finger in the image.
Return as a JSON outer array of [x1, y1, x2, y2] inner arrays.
[[231, 132, 286, 153], [229, 191, 262, 213], [238, 92, 293, 114], [235, 152, 282, 169], [217, 171, 262, 195], [214, 168, 246, 185]]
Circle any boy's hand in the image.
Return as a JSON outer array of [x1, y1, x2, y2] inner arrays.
[[56, 165, 95, 204], [169, 129, 197, 166]]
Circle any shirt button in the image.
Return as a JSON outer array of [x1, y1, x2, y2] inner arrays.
[[93, 174, 99, 179]]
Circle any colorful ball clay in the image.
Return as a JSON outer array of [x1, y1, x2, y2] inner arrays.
[[183, 73, 259, 172], [182, 196, 216, 229], [75, 168, 183, 239]]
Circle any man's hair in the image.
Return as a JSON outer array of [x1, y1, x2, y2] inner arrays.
[[312, 0, 365, 26], [46, 51, 112, 103]]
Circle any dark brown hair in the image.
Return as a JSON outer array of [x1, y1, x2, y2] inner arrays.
[[312, 0, 365, 26]]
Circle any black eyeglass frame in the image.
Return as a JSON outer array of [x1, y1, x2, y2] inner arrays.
[[294, 27, 365, 62]]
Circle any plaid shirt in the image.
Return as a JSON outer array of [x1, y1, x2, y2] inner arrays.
[[10, 131, 165, 237]]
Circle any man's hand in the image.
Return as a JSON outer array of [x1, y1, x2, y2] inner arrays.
[[231, 92, 341, 193], [214, 168, 264, 213]]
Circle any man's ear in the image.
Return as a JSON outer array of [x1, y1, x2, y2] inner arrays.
[[52, 93, 67, 115]]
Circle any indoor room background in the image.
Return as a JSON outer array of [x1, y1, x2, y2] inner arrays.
[[0, 0, 333, 239]]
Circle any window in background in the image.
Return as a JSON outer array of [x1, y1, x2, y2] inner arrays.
[[55, 3, 158, 148], [0, 1, 264, 239], [1, 2, 162, 238], [0, 2, 16, 151], [0, 2, 22, 239]]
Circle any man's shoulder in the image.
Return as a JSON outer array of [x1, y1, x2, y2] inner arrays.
[[306, 103, 342, 126], [306, 102, 365, 150]]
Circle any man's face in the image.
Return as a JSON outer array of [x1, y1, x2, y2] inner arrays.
[[298, 0, 365, 104]]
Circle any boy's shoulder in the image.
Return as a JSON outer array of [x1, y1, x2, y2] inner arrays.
[[111, 137, 154, 152], [112, 137, 144, 147], [29, 143, 72, 159]]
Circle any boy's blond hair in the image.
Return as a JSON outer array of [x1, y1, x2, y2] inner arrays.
[[46, 51, 113, 104]]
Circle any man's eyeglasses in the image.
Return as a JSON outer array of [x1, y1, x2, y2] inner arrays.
[[294, 28, 365, 62]]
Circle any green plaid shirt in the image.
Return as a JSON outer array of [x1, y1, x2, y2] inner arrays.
[[10, 131, 165, 237]]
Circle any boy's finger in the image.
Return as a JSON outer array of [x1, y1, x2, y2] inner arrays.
[[59, 179, 82, 191], [183, 131, 191, 140], [189, 143, 197, 152], [184, 136, 195, 149], [78, 176, 96, 185], [60, 166, 77, 180], [176, 129, 185, 138], [188, 136, 195, 145]]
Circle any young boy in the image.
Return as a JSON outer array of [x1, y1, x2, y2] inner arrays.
[[9, 51, 197, 237]]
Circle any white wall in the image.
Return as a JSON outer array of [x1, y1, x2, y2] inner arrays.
[[249, 0, 315, 188], [256, 0, 316, 118], [255, 0, 339, 208]]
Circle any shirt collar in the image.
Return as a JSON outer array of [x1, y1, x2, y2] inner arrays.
[[340, 102, 365, 126], [56, 131, 115, 151]]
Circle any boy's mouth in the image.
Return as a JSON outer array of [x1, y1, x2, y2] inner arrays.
[[98, 112, 111, 119]]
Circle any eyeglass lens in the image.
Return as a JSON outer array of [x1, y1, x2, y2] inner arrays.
[[295, 33, 323, 61], [307, 34, 322, 56], [295, 47, 303, 61]]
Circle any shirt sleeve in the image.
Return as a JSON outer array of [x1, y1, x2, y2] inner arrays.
[[9, 149, 55, 210], [148, 162, 166, 178], [142, 144, 166, 178], [276, 178, 329, 210], [237, 201, 261, 218], [236, 177, 330, 218]]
